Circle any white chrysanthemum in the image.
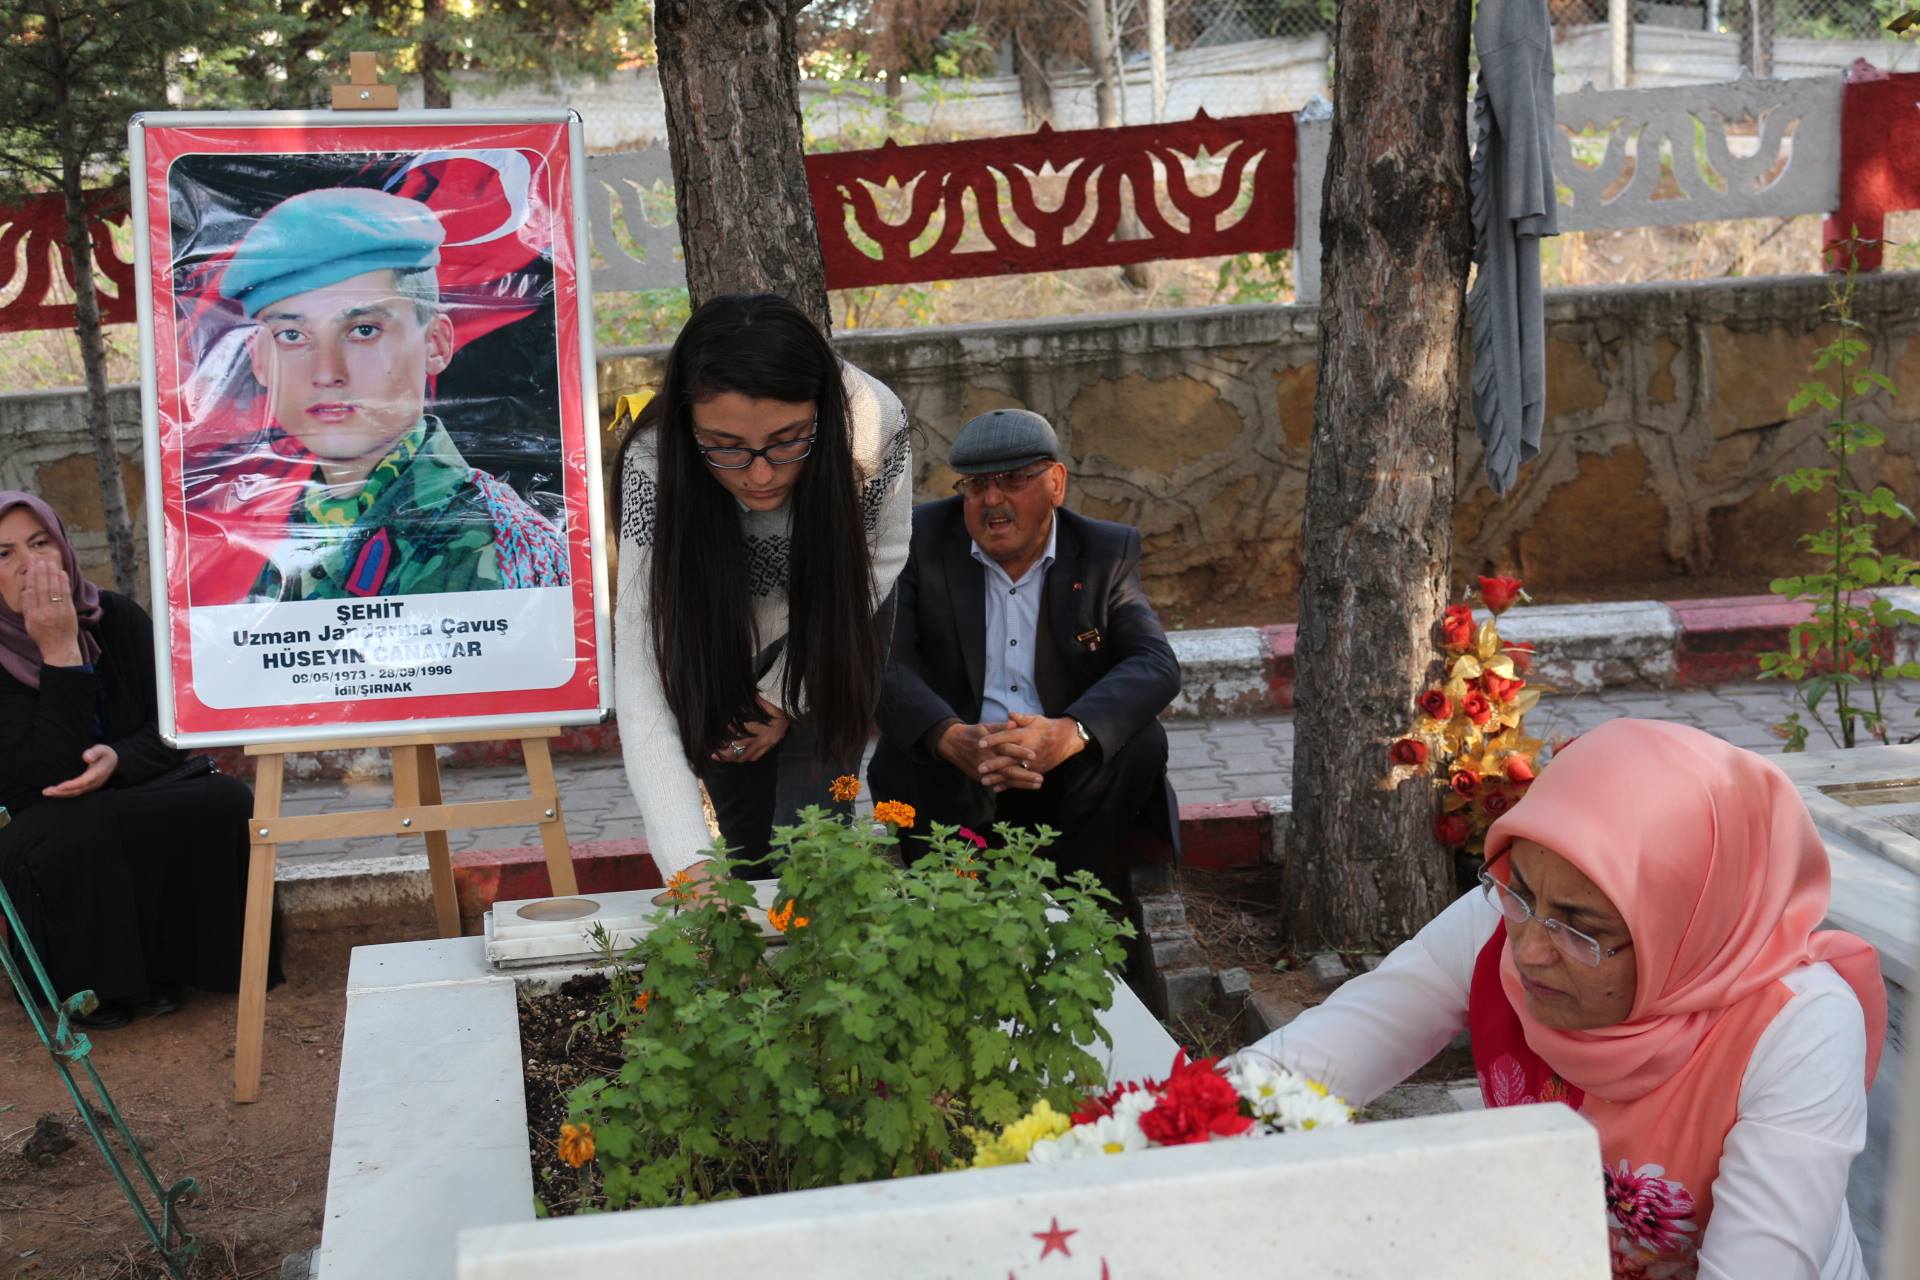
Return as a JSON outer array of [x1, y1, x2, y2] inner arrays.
[[1228, 1057, 1354, 1132]]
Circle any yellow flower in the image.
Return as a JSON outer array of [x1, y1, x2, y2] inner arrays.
[[767, 900, 810, 933], [829, 774, 861, 802], [558, 1121, 596, 1168], [872, 800, 916, 829], [967, 1100, 1070, 1167]]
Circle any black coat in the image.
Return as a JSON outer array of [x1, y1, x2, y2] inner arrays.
[[871, 499, 1183, 841]]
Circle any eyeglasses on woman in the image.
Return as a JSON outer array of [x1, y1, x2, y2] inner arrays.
[[1479, 871, 1629, 968], [697, 433, 817, 470]]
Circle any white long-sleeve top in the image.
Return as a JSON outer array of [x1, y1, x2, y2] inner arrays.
[[1243, 890, 1871, 1280], [613, 362, 912, 876]]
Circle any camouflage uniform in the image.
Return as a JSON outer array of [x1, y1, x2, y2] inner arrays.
[[250, 417, 569, 602]]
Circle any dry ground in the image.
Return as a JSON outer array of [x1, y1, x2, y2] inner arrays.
[[0, 923, 429, 1280]]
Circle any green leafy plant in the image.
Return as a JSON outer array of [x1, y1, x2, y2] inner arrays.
[[565, 807, 1133, 1209], [1213, 251, 1293, 304], [1757, 234, 1920, 751]]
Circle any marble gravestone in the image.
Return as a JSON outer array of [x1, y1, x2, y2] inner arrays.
[[454, 1105, 1608, 1279]]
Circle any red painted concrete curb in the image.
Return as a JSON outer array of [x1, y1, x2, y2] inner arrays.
[[1670, 595, 1814, 687], [424, 800, 1277, 915], [1261, 625, 1297, 710]]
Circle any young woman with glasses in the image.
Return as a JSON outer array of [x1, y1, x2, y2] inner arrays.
[[611, 294, 911, 886], [1237, 718, 1886, 1278]]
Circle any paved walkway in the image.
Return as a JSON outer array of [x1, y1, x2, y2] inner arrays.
[[273, 681, 1920, 871]]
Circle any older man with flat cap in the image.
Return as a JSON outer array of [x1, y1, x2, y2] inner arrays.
[[214, 187, 568, 602], [869, 409, 1182, 890]]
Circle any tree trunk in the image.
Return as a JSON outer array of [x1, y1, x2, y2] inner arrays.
[[1742, 0, 1773, 77], [1012, 20, 1054, 130], [655, 0, 831, 332], [1147, 0, 1168, 122], [46, 4, 139, 599], [1084, 0, 1118, 127], [1283, 0, 1472, 951], [420, 0, 452, 110]]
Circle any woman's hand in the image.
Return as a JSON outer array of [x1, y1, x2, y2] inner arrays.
[[711, 696, 791, 765], [650, 857, 723, 906], [43, 744, 118, 799], [19, 558, 82, 667]]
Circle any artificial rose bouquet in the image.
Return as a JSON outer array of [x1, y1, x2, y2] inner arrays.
[[966, 1051, 1352, 1167], [1387, 576, 1547, 858]]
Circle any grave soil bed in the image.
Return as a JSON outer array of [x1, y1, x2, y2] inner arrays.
[[0, 923, 420, 1279], [518, 972, 618, 1217]]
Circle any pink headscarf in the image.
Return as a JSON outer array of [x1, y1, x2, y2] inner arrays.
[[1483, 718, 1887, 1102], [0, 492, 105, 690]]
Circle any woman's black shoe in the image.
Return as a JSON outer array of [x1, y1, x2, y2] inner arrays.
[[130, 986, 182, 1018], [72, 1001, 133, 1031]]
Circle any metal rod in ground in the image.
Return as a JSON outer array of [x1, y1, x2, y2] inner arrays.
[[0, 807, 201, 1277]]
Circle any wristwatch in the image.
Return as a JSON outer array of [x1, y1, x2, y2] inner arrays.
[[1071, 719, 1092, 749]]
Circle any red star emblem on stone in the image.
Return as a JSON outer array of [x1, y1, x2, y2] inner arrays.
[[1033, 1217, 1077, 1259]]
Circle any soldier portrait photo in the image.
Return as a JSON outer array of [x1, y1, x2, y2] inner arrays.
[[165, 150, 573, 605]]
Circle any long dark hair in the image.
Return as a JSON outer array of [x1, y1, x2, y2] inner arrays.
[[615, 294, 880, 771]]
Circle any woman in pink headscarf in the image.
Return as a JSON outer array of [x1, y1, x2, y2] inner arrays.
[[1240, 718, 1887, 1278], [0, 493, 280, 1030]]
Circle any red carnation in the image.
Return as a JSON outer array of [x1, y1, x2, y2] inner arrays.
[[1417, 688, 1452, 720], [1441, 605, 1476, 651], [1434, 813, 1473, 846], [1478, 576, 1526, 614], [1389, 738, 1429, 767], [1481, 788, 1516, 819], [1450, 769, 1482, 797], [1461, 691, 1493, 726], [1137, 1052, 1254, 1145], [1506, 641, 1536, 675], [1505, 755, 1536, 784]]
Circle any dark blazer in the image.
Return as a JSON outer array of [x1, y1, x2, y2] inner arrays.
[[872, 498, 1182, 838]]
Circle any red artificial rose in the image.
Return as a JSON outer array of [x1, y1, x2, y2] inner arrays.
[[1417, 688, 1452, 720], [1481, 788, 1515, 819], [1478, 576, 1526, 614], [1480, 672, 1526, 703], [1506, 641, 1535, 675], [1137, 1053, 1254, 1145], [1505, 755, 1536, 784], [1461, 691, 1493, 726], [1441, 605, 1476, 651], [1450, 768, 1482, 797], [1434, 813, 1473, 846], [1389, 738, 1429, 767]]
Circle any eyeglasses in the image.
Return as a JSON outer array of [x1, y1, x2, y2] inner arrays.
[[1478, 872, 1628, 968], [952, 464, 1054, 499], [696, 432, 816, 470]]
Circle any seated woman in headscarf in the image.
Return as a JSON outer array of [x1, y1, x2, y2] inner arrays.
[[0, 492, 280, 1030], [1240, 718, 1887, 1279]]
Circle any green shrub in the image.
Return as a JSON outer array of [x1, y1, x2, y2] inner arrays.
[[565, 809, 1133, 1209]]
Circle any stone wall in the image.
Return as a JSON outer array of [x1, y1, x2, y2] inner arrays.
[[8, 272, 1920, 617]]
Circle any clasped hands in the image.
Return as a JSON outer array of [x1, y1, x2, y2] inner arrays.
[[16, 558, 116, 798], [709, 695, 790, 764], [937, 712, 1085, 792]]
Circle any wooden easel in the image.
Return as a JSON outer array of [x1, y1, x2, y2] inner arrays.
[[233, 728, 580, 1102]]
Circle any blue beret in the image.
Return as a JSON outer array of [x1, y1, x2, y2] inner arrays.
[[949, 408, 1061, 474], [220, 188, 444, 317]]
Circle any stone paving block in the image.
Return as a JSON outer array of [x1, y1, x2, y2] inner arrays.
[[1305, 952, 1351, 992]]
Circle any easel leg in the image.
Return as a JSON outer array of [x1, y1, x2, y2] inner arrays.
[[234, 754, 284, 1104], [522, 737, 579, 896], [393, 745, 460, 939], [414, 745, 461, 939]]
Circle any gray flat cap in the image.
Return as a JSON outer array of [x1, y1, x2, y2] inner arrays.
[[948, 408, 1061, 475]]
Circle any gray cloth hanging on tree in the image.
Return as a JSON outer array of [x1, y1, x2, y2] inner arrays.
[[1468, 0, 1559, 496]]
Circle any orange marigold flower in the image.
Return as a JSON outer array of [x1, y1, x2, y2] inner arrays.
[[872, 800, 916, 828], [665, 868, 697, 904], [829, 774, 861, 802], [955, 860, 982, 881], [633, 990, 652, 1014], [768, 900, 810, 933], [558, 1121, 596, 1168]]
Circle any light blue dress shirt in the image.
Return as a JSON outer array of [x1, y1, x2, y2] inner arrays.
[[971, 519, 1057, 725]]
